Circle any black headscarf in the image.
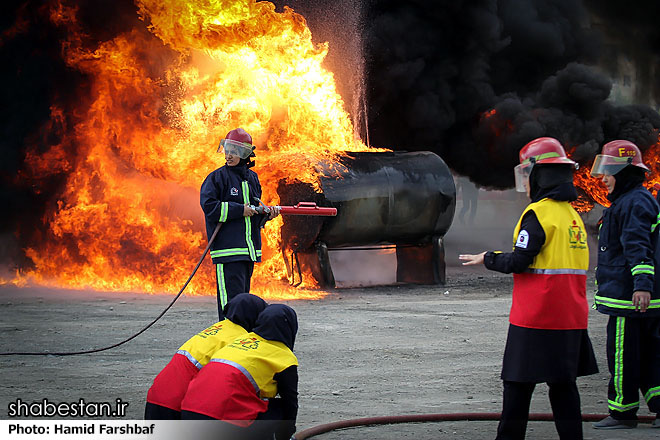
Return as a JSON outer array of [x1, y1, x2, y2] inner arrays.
[[227, 162, 249, 180], [528, 164, 578, 203], [607, 165, 647, 203], [252, 304, 298, 350], [240, 156, 256, 169], [223, 293, 268, 332]]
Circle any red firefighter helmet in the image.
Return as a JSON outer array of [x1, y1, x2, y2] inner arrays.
[[217, 127, 255, 159], [590, 139, 649, 177], [514, 137, 577, 192]]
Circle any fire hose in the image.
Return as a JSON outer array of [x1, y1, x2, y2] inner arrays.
[[0, 202, 336, 356], [292, 412, 657, 439], [0, 221, 223, 356]]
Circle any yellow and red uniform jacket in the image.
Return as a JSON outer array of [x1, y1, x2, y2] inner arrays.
[[176, 320, 247, 368], [510, 198, 589, 329], [181, 331, 298, 424], [146, 320, 247, 411]]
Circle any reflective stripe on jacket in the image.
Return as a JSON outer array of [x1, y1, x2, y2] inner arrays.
[[176, 320, 247, 369], [594, 186, 660, 317], [209, 332, 298, 399], [511, 198, 589, 329], [200, 165, 263, 264]]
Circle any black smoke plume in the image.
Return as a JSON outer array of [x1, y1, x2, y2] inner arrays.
[[363, 0, 660, 188]]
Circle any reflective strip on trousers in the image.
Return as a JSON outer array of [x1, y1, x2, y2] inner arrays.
[[176, 349, 202, 370], [217, 264, 227, 311], [608, 399, 639, 412], [608, 317, 641, 413], [646, 385, 660, 403], [210, 358, 260, 395]]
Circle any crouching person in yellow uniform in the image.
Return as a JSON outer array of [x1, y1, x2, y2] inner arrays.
[[181, 304, 299, 440], [145, 293, 267, 419]]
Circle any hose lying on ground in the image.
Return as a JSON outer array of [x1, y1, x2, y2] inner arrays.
[[292, 412, 656, 439], [0, 223, 222, 356]]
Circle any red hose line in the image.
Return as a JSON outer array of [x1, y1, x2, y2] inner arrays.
[[292, 412, 656, 439]]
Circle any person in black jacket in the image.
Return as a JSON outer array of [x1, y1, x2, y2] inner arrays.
[[460, 137, 598, 440], [589, 139, 660, 430], [200, 128, 279, 319]]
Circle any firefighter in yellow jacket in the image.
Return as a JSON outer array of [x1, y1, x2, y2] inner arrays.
[[460, 137, 598, 440], [181, 304, 299, 440], [145, 293, 267, 419]]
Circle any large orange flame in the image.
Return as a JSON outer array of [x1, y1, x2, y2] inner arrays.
[[642, 133, 660, 195], [9, 0, 377, 299], [571, 133, 660, 213]]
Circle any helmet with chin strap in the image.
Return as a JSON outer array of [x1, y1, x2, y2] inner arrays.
[[514, 137, 577, 192]]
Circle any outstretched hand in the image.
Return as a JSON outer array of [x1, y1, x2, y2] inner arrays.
[[459, 252, 486, 266]]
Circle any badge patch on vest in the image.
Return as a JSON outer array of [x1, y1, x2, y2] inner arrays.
[[568, 220, 587, 249], [232, 337, 260, 350], [230, 187, 239, 196], [515, 230, 529, 248], [198, 322, 223, 338]]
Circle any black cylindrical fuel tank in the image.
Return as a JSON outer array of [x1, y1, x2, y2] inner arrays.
[[277, 151, 456, 251], [317, 151, 455, 247]]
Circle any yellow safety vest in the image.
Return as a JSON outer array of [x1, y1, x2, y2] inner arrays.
[[209, 332, 298, 398], [176, 320, 247, 369], [511, 198, 589, 329]]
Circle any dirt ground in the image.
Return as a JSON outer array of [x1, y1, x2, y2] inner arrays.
[[1, 197, 658, 439]]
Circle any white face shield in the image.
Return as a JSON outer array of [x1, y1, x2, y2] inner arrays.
[[513, 162, 532, 192], [589, 154, 632, 177], [217, 139, 254, 159]]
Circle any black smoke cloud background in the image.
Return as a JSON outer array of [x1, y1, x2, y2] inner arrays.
[[364, 0, 660, 188]]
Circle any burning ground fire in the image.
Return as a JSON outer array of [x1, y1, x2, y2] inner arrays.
[[6, 0, 376, 299]]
